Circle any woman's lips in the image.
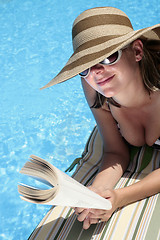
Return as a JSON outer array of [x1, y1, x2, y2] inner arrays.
[[97, 75, 114, 86]]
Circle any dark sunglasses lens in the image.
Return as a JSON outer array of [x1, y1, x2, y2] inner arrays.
[[100, 51, 119, 65], [79, 69, 89, 77]]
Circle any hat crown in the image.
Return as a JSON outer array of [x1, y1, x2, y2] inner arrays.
[[72, 7, 133, 51]]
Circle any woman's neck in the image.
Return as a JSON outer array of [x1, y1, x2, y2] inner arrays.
[[113, 84, 152, 109]]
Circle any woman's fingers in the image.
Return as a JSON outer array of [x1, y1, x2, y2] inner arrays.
[[89, 209, 104, 215], [83, 217, 91, 229], [83, 217, 104, 230], [74, 188, 117, 229], [84, 207, 113, 223], [74, 207, 85, 215], [77, 208, 90, 222], [90, 218, 100, 224]]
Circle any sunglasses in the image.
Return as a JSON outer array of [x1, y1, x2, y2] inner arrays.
[[79, 49, 122, 78]]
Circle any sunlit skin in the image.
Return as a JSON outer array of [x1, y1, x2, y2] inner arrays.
[[74, 40, 160, 229], [84, 42, 147, 106]]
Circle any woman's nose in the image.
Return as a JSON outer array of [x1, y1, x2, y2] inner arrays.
[[90, 64, 105, 75]]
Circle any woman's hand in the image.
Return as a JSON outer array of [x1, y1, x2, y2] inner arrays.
[[74, 186, 119, 229]]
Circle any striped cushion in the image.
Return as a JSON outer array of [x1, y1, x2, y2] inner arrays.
[[28, 126, 160, 240]]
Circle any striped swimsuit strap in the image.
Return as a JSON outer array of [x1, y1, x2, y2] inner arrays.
[[152, 137, 160, 149]]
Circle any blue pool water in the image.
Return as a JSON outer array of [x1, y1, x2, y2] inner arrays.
[[0, 0, 159, 239]]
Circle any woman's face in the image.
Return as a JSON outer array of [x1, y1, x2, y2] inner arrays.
[[83, 40, 143, 99]]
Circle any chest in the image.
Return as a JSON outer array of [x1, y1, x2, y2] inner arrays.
[[110, 103, 160, 146]]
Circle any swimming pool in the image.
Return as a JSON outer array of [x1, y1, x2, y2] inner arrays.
[[0, 0, 159, 239]]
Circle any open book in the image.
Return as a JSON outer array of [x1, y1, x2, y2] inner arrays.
[[18, 155, 112, 210]]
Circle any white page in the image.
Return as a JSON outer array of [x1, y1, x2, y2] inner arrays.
[[19, 157, 112, 210], [45, 166, 112, 210]]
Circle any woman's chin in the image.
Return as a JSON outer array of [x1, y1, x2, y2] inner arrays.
[[101, 91, 115, 98]]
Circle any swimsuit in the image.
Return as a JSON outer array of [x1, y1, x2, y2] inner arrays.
[[152, 137, 160, 149]]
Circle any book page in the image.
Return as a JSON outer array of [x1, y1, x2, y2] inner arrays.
[[18, 155, 112, 210], [49, 166, 112, 210]]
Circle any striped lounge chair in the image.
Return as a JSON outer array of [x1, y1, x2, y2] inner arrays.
[[28, 126, 160, 240]]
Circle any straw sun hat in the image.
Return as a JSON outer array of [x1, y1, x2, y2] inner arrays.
[[41, 7, 160, 89]]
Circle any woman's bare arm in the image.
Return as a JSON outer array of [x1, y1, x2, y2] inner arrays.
[[81, 78, 130, 189], [115, 167, 160, 207]]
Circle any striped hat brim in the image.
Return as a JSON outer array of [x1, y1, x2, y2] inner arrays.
[[41, 7, 160, 90]]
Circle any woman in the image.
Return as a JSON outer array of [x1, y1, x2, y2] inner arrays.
[[41, 7, 160, 230]]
